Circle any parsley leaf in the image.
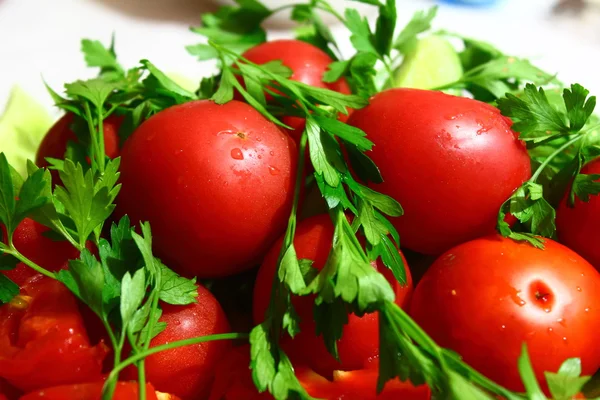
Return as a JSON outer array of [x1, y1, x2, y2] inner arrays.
[[81, 36, 124, 77], [0, 274, 19, 303], [572, 173, 600, 202], [545, 358, 591, 400], [158, 261, 198, 305], [394, 7, 437, 53]]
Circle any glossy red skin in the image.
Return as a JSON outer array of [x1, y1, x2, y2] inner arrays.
[[123, 285, 231, 400], [0, 277, 108, 392], [117, 100, 297, 278], [241, 39, 351, 144], [253, 214, 413, 377], [209, 345, 429, 400], [35, 113, 121, 168], [1, 218, 81, 286], [19, 382, 163, 400], [347, 89, 531, 255], [556, 157, 600, 268], [410, 235, 600, 392]]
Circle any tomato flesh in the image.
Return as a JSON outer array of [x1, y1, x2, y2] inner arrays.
[[347, 89, 531, 255], [410, 235, 600, 392], [0, 277, 108, 392], [19, 382, 164, 400]]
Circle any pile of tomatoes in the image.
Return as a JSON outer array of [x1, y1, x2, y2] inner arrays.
[[1, 36, 600, 400]]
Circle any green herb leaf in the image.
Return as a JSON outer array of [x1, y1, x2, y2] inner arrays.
[[563, 84, 596, 132], [394, 7, 437, 52], [81, 37, 124, 76], [59, 250, 105, 317], [545, 358, 590, 400], [518, 344, 547, 400], [158, 261, 198, 305], [120, 268, 147, 324], [140, 60, 196, 99], [0, 274, 19, 303]]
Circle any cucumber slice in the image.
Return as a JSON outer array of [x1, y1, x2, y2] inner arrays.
[[0, 86, 53, 177], [394, 35, 463, 92]]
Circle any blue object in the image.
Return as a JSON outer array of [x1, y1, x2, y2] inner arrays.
[[439, 0, 499, 5]]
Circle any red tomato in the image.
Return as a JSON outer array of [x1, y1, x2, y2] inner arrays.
[[18, 382, 171, 400], [0, 379, 20, 400], [1, 218, 81, 286], [123, 284, 231, 400], [35, 113, 121, 182], [556, 157, 600, 269], [409, 235, 600, 392], [209, 345, 429, 400], [347, 89, 531, 255], [0, 277, 108, 392], [253, 214, 413, 377], [241, 39, 351, 144], [117, 100, 297, 278]]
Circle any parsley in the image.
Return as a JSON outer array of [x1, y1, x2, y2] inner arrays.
[[496, 83, 598, 246]]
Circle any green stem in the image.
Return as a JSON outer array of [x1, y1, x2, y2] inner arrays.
[[83, 103, 102, 174], [103, 332, 248, 394], [97, 104, 106, 175], [383, 58, 397, 89], [7, 246, 55, 280], [137, 291, 160, 400], [101, 319, 121, 400], [316, 2, 345, 24], [530, 134, 584, 183]]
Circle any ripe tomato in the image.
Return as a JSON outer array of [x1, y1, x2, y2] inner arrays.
[[209, 345, 429, 400], [0, 277, 108, 392], [117, 100, 297, 278], [241, 39, 351, 143], [36, 113, 121, 172], [409, 235, 600, 392], [123, 284, 231, 400], [1, 218, 81, 286], [347, 89, 531, 255], [18, 382, 174, 400], [556, 157, 600, 268], [253, 214, 413, 377]]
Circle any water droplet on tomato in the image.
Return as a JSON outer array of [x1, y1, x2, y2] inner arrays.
[[231, 148, 244, 160], [548, 327, 553, 333], [451, 289, 457, 296], [577, 286, 582, 292], [500, 325, 506, 330], [557, 318, 566, 327], [544, 308, 550, 313], [256, 137, 262, 142], [562, 337, 568, 343], [585, 308, 590, 312], [268, 165, 280, 175], [258, 155, 262, 159], [270, 151, 275, 156]]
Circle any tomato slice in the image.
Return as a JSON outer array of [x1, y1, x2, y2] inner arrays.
[[209, 345, 429, 400], [18, 382, 168, 400], [0, 277, 108, 392]]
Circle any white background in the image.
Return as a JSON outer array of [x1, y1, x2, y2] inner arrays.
[[0, 0, 599, 117]]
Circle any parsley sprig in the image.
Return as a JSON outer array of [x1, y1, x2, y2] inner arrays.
[[496, 83, 599, 247]]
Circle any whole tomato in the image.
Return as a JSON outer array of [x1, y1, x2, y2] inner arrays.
[[241, 39, 351, 144], [1, 218, 81, 286], [117, 100, 297, 278], [18, 382, 173, 400], [347, 89, 531, 255], [410, 235, 600, 392], [0, 277, 108, 392], [556, 157, 600, 269], [123, 284, 231, 400], [253, 214, 413, 377]]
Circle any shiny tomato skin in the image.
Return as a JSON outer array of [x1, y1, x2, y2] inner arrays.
[[241, 39, 351, 143], [0, 277, 108, 392], [409, 235, 600, 392], [18, 382, 164, 400], [35, 113, 121, 168], [347, 89, 531, 255], [117, 100, 297, 278], [329, 369, 430, 400], [123, 284, 231, 400], [1, 218, 81, 286], [253, 214, 413, 377], [556, 157, 600, 268]]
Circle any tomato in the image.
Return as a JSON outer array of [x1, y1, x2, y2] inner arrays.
[[117, 100, 297, 278], [409, 235, 600, 392], [556, 157, 600, 269], [253, 214, 413, 377], [123, 284, 231, 400], [0, 379, 20, 400], [347, 89, 531, 255], [240, 39, 351, 144], [1, 218, 81, 286], [0, 277, 108, 392], [209, 345, 429, 400], [18, 382, 173, 400], [35, 113, 121, 182]]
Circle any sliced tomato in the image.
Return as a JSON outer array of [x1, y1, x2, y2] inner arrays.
[[0, 277, 108, 392], [18, 382, 173, 400]]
